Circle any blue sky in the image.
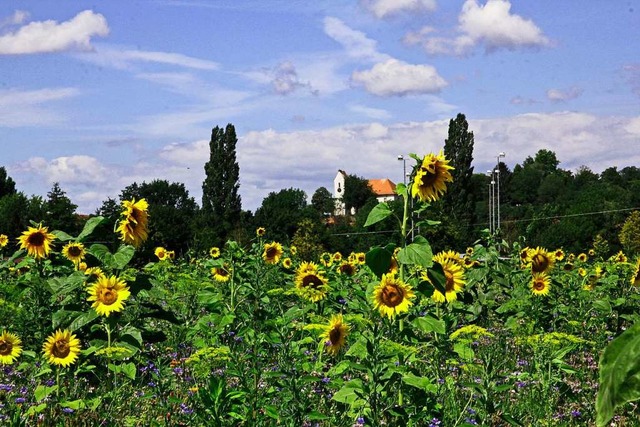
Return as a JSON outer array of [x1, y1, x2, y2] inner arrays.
[[1, 0, 639, 213]]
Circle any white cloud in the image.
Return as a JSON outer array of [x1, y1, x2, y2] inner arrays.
[[81, 47, 219, 70], [0, 87, 80, 127], [0, 10, 109, 54], [323, 16, 389, 62], [349, 104, 392, 119], [622, 64, 640, 97], [351, 59, 447, 96], [0, 10, 29, 28], [15, 155, 111, 186], [406, 0, 550, 56], [546, 86, 584, 102], [362, 0, 437, 19], [271, 61, 307, 95]]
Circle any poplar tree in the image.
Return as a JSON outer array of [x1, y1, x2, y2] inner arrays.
[[442, 113, 476, 246], [201, 123, 242, 245]]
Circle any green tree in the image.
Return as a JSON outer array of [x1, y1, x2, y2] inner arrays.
[[311, 187, 335, 217], [619, 211, 640, 255], [201, 123, 242, 247], [441, 113, 476, 247], [45, 182, 80, 234], [254, 188, 310, 242], [291, 218, 326, 260], [0, 166, 16, 199], [343, 174, 375, 214]]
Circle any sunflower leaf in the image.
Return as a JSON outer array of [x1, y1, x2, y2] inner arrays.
[[397, 236, 433, 268], [52, 230, 74, 242], [426, 262, 447, 296], [596, 322, 640, 427], [364, 202, 393, 227], [413, 316, 445, 335], [365, 244, 396, 279], [113, 244, 135, 270], [76, 216, 106, 242]]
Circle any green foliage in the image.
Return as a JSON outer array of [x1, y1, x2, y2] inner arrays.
[[0, 166, 16, 198], [291, 218, 326, 261], [619, 210, 640, 255], [311, 186, 335, 216], [596, 322, 640, 426], [45, 182, 80, 235], [343, 173, 376, 214], [254, 187, 310, 242], [201, 123, 242, 246]]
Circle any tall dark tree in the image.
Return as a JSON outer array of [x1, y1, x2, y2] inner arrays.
[[0, 167, 16, 199], [201, 124, 242, 246], [441, 113, 476, 247], [45, 182, 80, 234]]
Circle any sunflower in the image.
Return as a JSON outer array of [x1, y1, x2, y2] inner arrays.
[[211, 265, 232, 282], [528, 247, 555, 274], [563, 262, 574, 271], [519, 247, 531, 264], [282, 258, 293, 269], [337, 261, 357, 276], [18, 224, 56, 259], [263, 242, 283, 264], [154, 247, 168, 261], [333, 252, 343, 262], [530, 272, 551, 296], [554, 249, 565, 261], [289, 245, 297, 256], [578, 267, 587, 277], [429, 253, 466, 303], [465, 247, 474, 256], [295, 263, 330, 302], [209, 247, 221, 258], [588, 249, 595, 257], [0, 331, 22, 365], [62, 242, 86, 265], [356, 252, 366, 265], [319, 252, 333, 267], [87, 275, 131, 317], [0, 234, 8, 248], [411, 151, 454, 202], [77, 261, 87, 272], [584, 266, 604, 291], [116, 198, 149, 247], [372, 273, 415, 318], [167, 250, 175, 260], [438, 249, 464, 266], [631, 260, 640, 287], [84, 267, 106, 282], [42, 329, 81, 367], [321, 314, 349, 355], [463, 257, 475, 269], [256, 227, 266, 237], [568, 253, 576, 263], [577, 253, 588, 263], [612, 251, 627, 263]]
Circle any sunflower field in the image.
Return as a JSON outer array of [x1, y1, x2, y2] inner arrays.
[[2, 152, 640, 427]]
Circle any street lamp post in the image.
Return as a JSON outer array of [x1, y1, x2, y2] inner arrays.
[[496, 152, 505, 231], [486, 170, 493, 233], [398, 155, 414, 241]]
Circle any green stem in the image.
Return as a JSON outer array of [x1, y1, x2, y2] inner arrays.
[[56, 367, 60, 399]]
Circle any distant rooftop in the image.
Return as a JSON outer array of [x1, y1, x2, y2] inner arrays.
[[368, 178, 396, 196]]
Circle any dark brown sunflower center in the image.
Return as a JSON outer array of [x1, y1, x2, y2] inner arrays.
[[444, 270, 454, 291], [302, 274, 323, 289], [100, 288, 118, 305], [531, 254, 549, 273], [52, 339, 70, 358], [329, 327, 342, 345], [419, 171, 438, 187], [0, 340, 12, 355], [266, 247, 277, 258], [533, 279, 545, 291], [381, 284, 404, 307], [27, 232, 45, 246], [68, 246, 82, 257], [217, 269, 228, 277]]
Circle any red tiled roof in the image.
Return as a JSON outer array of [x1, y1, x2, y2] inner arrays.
[[368, 178, 396, 196]]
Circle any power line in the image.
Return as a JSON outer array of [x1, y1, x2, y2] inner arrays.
[[475, 206, 640, 227], [330, 230, 397, 236]]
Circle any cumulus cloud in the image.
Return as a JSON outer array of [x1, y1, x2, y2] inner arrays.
[[362, 0, 437, 19], [323, 16, 389, 62], [15, 155, 112, 186], [271, 61, 309, 95], [0, 87, 80, 127], [351, 59, 447, 96], [0, 10, 29, 28], [546, 86, 584, 102], [0, 10, 109, 54], [349, 104, 392, 120], [405, 0, 550, 56]]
